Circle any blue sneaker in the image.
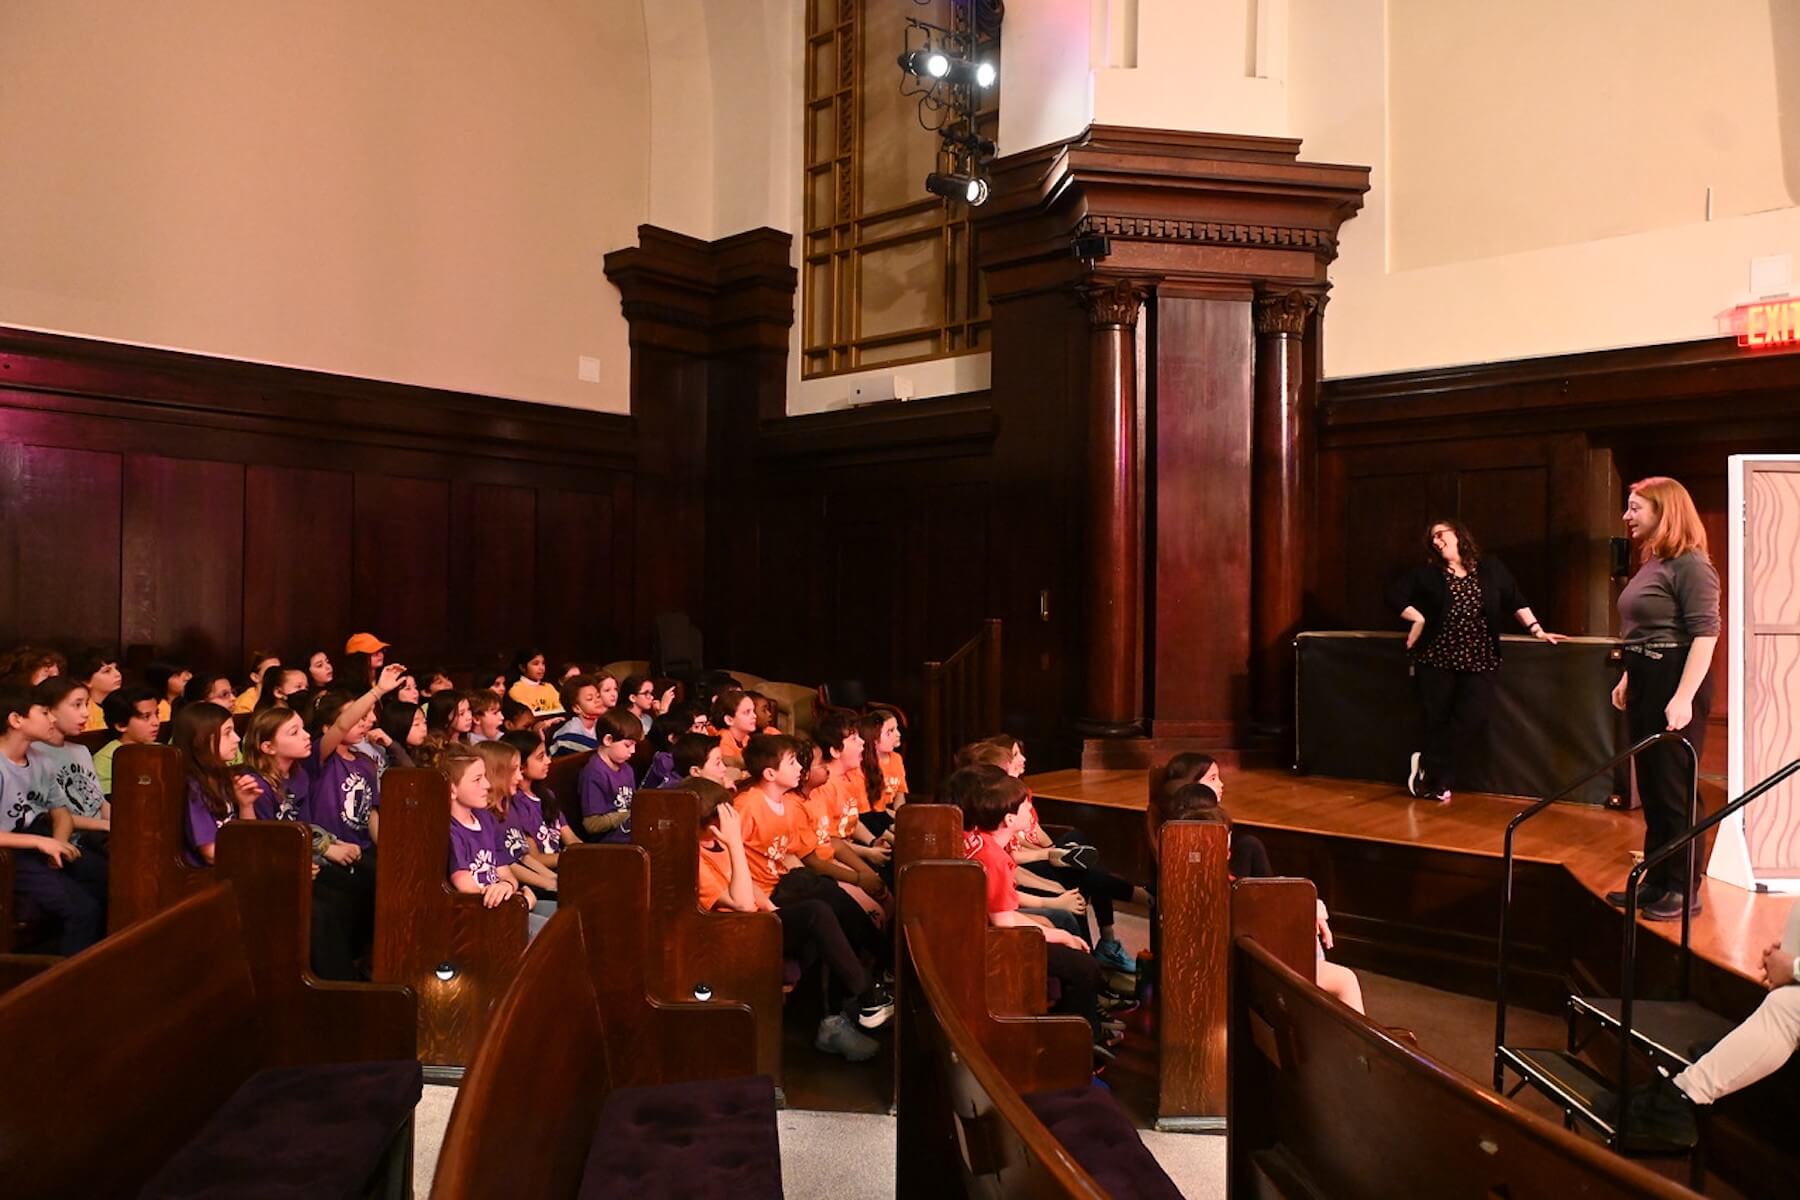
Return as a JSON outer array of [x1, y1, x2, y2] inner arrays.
[[1094, 937, 1136, 974]]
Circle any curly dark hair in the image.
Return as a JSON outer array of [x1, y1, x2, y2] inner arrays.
[[1423, 518, 1480, 568]]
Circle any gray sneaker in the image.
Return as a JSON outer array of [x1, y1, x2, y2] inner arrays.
[[815, 1014, 879, 1063]]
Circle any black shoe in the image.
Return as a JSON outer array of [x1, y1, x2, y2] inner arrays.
[[1605, 881, 1663, 909], [855, 982, 895, 1030], [1595, 1080, 1698, 1150], [1644, 890, 1701, 921]]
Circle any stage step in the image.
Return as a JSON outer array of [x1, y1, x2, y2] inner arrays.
[[1569, 997, 1736, 1072], [1496, 1046, 1698, 1156]]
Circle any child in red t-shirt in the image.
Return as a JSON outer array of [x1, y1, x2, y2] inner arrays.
[[945, 764, 1110, 1060]]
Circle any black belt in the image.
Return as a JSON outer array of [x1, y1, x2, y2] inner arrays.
[[1623, 641, 1685, 660]]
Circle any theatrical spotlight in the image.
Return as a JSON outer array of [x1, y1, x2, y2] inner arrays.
[[899, 47, 949, 81], [925, 171, 990, 206], [899, 47, 995, 89], [940, 125, 997, 163]]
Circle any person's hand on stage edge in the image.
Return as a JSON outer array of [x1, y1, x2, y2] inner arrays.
[[1760, 942, 1794, 988], [1611, 676, 1629, 712], [1532, 628, 1567, 645], [1664, 694, 1694, 732], [1405, 618, 1426, 650]]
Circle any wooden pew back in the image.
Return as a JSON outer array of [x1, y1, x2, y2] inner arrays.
[[0, 886, 263, 1197], [109, 741, 212, 930], [215, 820, 416, 1067], [0, 844, 57, 990], [898, 859, 1105, 1199], [558, 786, 784, 1082], [1154, 817, 1231, 1128], [545, 747, 592, 830], [372, 767, 529, 1069], [1229, 935, 1696, 1200], [434, 846, 760, 1200]]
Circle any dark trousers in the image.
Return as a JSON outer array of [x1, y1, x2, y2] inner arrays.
[[1414, 664, 1497, 794], [12, 853, 103, 954], [1625, 649, 1711, 895], [314, 853, 377, 977], [1231, 832, 1273, 879], [776, 898, 869, 1001], [1046, 944, 1102, 1041]]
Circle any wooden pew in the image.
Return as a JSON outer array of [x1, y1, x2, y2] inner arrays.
[[433, 845, 780, 1200], [898, 858, 1181, 1198], [0, 883, 420, 1199], [0, 848, 59, 992], [1229, 932, 1696, 1200], [1156, 819, 1320, 1130], [373, 767, 530, 1074], [214, 820, 417, 1067], [558, 786, 785, 1085], [109, 741, 212, 930]]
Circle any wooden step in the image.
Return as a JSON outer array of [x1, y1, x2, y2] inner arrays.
[[1569, 997, 1736, 1071]]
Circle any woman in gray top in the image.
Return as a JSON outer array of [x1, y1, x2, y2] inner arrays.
[[1609, 476, 1720, 921]]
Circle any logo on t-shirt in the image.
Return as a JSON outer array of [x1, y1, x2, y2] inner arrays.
[[534, 820, 559, 854], [338, 772, 373, 831], [503, 825, 530, 862], [52, 762, 104, 819], [467, 848, 499, 887], [762, 832, 790, 870]]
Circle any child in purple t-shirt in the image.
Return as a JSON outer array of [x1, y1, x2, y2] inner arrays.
[[171, 702, 260, 867], [441, 743, 549, 937], [473, 740, 558, 897], [576, 710, 641, 844], [299, 665, 409, 851]]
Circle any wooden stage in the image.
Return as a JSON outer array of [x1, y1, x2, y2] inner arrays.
[[1025, 766, 1793, 991]]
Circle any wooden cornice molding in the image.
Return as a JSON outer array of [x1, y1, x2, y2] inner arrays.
[[0, 325, 634, 473], [1320, 336, 1800, 446], [976, 124, 1370, 298], [603, 225, 796, 356]]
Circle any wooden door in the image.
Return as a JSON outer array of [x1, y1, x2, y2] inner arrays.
[[1734, 456, 1800, 881]]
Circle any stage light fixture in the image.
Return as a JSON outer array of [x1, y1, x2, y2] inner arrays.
[[899, 48, 951, 80], [925, 171, 990, 206], [940, 125, 997, 162]]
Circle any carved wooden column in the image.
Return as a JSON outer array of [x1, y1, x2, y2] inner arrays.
[[1076, 278, 1150, 737], [1251, 287, 1323, 737]]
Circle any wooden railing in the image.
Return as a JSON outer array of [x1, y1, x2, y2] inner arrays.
[[921, 618, 1002, 796]]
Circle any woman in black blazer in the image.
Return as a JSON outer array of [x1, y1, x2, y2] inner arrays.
[[1385, 520, 1563, 802]]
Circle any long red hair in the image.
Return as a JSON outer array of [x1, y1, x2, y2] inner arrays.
[[1630, 477, 1709, 562]]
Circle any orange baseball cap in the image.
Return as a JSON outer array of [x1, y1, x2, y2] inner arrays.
[[344, 632, 389, 654]]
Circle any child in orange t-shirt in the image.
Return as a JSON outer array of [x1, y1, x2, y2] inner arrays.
[[855, 712, 908, 839], [733, 734, 893, 1053], [714, 689, 759, 769], [804, 712, 889, 873]]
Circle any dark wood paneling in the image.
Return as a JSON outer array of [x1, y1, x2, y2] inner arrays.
[[1, 326, 634, 675], [1151, 296, 1254, 736], [536, 486, 615, 663], [354, 475, 450, 661], [451, 482, 537, 660], [122, 456, 244, 667], [243, 465, 354, 662], [0, 443, 122, 649]]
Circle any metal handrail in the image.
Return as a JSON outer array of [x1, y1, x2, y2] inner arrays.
[[1492, 731, 1695, 1090], [1614, 755, 1800, 1147]]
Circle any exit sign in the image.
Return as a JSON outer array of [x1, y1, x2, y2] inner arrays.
[[1735, 297, 1800, 349]]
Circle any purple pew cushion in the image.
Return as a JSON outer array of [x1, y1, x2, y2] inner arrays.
[[578, 1074, 782, 1200], [1024, 1084, 1183, 1200], [140, 1059, 422, 1199]]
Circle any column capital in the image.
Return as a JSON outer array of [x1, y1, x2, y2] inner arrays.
[[1253, 287, 1326, 336], [1078, 277, 1155, 328]]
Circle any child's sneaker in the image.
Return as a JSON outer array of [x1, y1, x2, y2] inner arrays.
[[1094, 937, 1135, 974], [815, 1014, 879, 1062], [855, 982, 896, 1030]]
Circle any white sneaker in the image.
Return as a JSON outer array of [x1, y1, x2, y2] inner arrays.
[[1407, 752, 1422, 798], [815, 1014, 879, 1062]]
